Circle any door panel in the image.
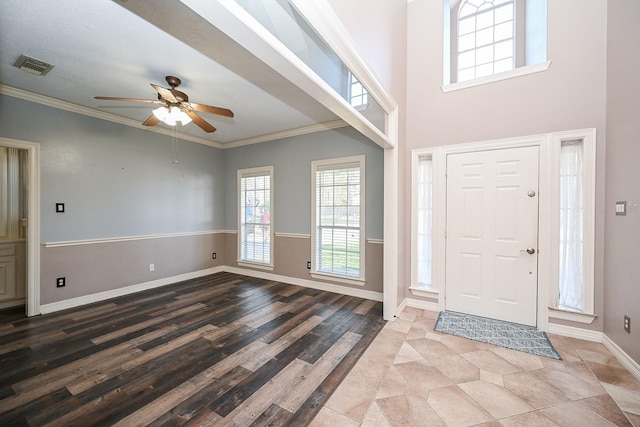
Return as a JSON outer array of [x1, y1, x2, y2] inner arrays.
[[445, 146, 539, 326], [0, 257, 17, 301]]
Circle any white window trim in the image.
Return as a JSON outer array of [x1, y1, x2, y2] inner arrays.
[[442, 60, 551, 93], [548, 307, 597, 324], [547, 128, 596, 318], [311, 155, 366, 284], [237, 165, 274, 268], [310, 272, 366, 287], [237, 261, 274, 271], [409, 286, 440, 299], [410, 148, 445, 307]]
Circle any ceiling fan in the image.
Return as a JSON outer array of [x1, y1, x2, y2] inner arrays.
[[95, 76, 234, 133]]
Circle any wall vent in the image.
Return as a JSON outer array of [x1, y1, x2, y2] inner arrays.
[[14, 54, 55, 76]]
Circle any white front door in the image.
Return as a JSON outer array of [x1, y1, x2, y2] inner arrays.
[[445, 146, 539, 326]]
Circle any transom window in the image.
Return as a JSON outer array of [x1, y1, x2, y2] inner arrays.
[[457, 0, 515, 82], [349, 73, 369, 108], [311, 156, 365, 281], [445, 0, 548, 86], [238, 166, 273, 266]]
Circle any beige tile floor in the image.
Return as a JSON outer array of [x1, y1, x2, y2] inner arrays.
[[310, 307, 640, 427]]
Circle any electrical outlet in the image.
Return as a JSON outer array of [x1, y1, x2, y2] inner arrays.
[[307, 261, 311, 270], [624, 315, 631, 333], [212, 252, 217, 260], [149, 264, 155, 272], [56, 277, 66, 288]]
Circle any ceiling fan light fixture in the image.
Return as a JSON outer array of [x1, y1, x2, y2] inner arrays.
[[153, 106, 192, 126], [171, 106, 192, 125], [152, 106, 169, 121]]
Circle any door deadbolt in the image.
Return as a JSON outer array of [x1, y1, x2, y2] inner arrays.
[[527, 190, 536, 197]]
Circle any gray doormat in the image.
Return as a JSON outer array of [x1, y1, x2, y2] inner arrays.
[[434, 311, 561, 359]]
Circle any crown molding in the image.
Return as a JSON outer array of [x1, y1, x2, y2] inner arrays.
[[221, 119, 348, 148], [0, 84, 224, 148], [1, 84, 350, 150]]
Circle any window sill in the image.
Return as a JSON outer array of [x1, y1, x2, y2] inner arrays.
[[310, 272, 365, 287], [237, 261, 274, 271], [409, 286, 439, 299], [442, 61, 552, 93], [548, 307, 597, 324]]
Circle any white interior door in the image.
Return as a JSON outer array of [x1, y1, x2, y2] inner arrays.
[[445, 146, 539, 326]]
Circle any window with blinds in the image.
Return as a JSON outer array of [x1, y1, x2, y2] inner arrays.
[[311, 156, 365, 280], [238, 166, 273, 266]]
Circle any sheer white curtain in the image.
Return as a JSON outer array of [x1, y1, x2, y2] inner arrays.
[[417, 156, 433, 288], [559, 140, 584, 311], [0, 147, 24, 240]]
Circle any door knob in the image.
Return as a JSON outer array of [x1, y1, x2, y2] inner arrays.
[[520, 248, 536, 254]]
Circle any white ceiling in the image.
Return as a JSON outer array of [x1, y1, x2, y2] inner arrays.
[[0, 0, 342, 146]]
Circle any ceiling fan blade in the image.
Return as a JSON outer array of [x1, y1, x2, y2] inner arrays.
[[190, 103, 234, 118], [142, 115, 160, 127], [185, 110, 216, 133], [94, 96, 163, 104], [151, 84, 178, 103]]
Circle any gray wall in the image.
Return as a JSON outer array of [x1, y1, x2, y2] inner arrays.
[[1, 94, 227, 304], [223, 127, 384, 239], [604, 0, 640, 362], [0, 95, 226, 241]]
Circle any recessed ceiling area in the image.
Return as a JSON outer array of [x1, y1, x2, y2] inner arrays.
[[0, 0, 344, 146]]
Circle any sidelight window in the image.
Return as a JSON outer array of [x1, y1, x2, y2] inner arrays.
[[416, 155, 434, 289]]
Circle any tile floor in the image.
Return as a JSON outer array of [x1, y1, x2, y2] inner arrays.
[[310, 307, 640, 427]]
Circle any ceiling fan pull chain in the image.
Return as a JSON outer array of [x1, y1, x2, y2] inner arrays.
[[172, 126, 179, 165]]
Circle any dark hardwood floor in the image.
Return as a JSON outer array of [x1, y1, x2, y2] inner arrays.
[[0, 272, 385, 426]]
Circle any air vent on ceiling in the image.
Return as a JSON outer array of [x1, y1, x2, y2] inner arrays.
[[14, 54, 55, 76]]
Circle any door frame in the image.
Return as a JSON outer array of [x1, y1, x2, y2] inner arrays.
[[414, 134, 550, 331], [0, 137, 40, 317]]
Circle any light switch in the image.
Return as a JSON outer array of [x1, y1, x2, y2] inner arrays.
[[56, 203, 65, 213], [615, 201, 626, 216]]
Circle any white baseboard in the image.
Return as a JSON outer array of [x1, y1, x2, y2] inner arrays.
[[406, 297, 440, 312], [40, 267, 223, 314], [39, 265, 382, 315], [222, 266, 383, 302], [394, 298, 408, 318], [547, 322, 604, 342], [548, 323, 640, 382], [602, 334, 640, 382]]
